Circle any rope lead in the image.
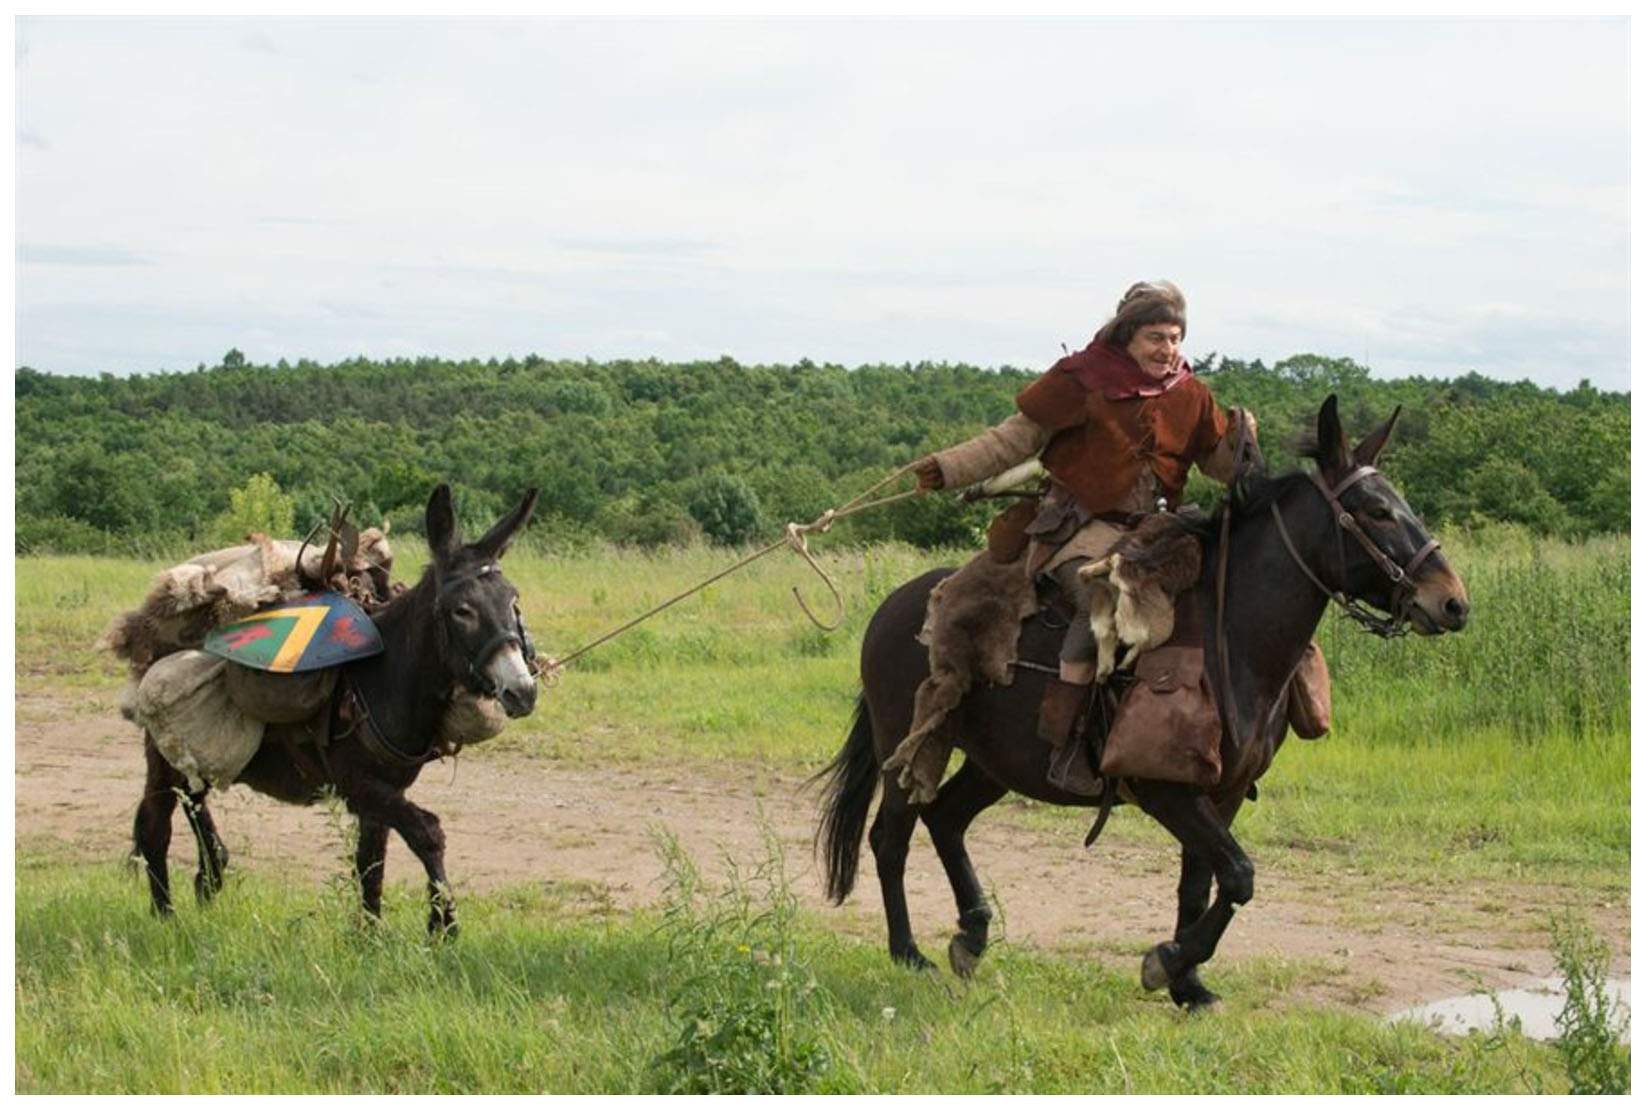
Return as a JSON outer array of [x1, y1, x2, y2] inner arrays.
[[540, 464, 922, 677]]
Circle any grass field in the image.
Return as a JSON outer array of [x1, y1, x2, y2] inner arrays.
[[14, 841, 1590, 1095], [12, 525, 1631, 1092]]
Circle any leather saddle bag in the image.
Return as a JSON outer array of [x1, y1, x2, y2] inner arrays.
[[1285, 639, 1332, 739], [1098, 595, 1222, 787]]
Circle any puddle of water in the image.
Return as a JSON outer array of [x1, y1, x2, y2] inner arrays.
[[1390, 978, 1630, 1044]]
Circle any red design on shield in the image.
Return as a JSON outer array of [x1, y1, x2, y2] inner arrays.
[[329, 616, 369, 649], [222, 625, 274, 650]]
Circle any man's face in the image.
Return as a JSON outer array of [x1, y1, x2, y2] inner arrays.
[[1125, 324, 1183, 380]]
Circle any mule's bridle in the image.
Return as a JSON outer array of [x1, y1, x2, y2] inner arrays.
[[1270, 465, 1442, 639]]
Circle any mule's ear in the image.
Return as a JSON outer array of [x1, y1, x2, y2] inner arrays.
[[425, 483, 459, 563], [1352, 405, 1402, 468], [1315, 394, 1352, 475], [473, 488, 539, 561]]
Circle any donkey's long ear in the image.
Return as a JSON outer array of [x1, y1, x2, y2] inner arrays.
[[473, 488, 539, 561], [426, 483, 459, 563], [1315, 394, 1352, 476], [1352, 405, 1402, 468]]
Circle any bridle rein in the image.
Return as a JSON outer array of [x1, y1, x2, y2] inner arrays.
[[1211, 446, 1442, 763], [1271, 465, 1442, 640]]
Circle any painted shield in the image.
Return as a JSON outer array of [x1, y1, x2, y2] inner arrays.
[[202, 592, 383, 673]]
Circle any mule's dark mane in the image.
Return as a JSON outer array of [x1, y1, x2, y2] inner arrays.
[[1171, 466, 1317, 546]]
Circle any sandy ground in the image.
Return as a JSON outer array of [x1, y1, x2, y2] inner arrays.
[[14, 690, 1629, 1019]]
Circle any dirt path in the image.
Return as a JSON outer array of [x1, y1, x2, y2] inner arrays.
[[14, 691, 1628, 1017]]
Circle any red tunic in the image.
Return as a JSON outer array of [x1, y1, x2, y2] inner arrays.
[[1015, 341, 1229, 514]]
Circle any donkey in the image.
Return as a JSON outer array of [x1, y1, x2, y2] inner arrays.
[[132, 484, 540, 936], [816, 396, 1470, 1009]]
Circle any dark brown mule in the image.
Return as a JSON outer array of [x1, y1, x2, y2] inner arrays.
[[132, 484, 540, 936], [817, 396, 1470, 1009]]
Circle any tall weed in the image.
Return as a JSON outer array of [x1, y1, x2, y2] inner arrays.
[[648, 824, 835, 1093], [1549, 914, 1629, 1094]]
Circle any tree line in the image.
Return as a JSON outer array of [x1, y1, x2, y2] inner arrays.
[[13, 349, 1629, 555]]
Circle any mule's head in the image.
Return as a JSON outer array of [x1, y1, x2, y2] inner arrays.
[[1311, 395, 1470, 635], [425, 484, 541, 717]]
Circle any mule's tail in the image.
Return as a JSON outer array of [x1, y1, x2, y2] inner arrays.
[[814, 693, 880, 905]]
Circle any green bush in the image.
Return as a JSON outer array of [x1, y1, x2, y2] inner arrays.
[[686, 474, 764, 547], [648, 830, 833, 1094], [1550, 915, 1629, 1094], [209, 473, 296, 544], [15, 514, 113, 555]]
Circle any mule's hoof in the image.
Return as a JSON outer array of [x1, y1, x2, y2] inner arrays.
[[948, 934, 984, 979], [893, 947, 936, 972], [1171, 978, 1222, 1011], [1141, 942, 1179, 992], [429, 916, 461, 941], [1178, 989, 1222, 1013]]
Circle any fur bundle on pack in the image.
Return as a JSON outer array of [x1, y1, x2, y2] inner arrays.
[[99, 527, 394, 683], [1077, 512, 1204, 680]]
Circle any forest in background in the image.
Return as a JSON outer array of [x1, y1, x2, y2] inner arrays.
[[13, 350, 1629, 554]]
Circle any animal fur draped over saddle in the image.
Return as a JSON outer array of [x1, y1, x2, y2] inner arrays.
[[1077, 512, 1204, 681], [100, 529, 395, 680], [882, 506, 1207, 805], [101, 525, 508, 792]]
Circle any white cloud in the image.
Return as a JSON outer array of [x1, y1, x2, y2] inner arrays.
[[14, 16, 1630, 390]]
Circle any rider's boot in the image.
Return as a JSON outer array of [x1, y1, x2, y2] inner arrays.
[[1044, 660, 1107, 794], [1038, 660, 1094, 746]]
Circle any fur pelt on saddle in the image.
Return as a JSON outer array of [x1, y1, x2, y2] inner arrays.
[[100, 528, 396, 680], [1076, 511, 1205, 681], [881, 502, 1040, 805], [882, 505, 1209, 805]]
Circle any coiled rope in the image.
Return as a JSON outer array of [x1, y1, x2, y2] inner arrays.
[[538, 464, 922, 680]]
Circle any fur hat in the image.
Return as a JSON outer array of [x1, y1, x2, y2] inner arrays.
[[1096, 280, 1187, 348]]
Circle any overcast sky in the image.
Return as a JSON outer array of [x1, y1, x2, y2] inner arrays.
[[14, 16, 1630, 390]]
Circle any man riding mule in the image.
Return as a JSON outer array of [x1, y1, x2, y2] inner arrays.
[[818, 385, 1469, 1009], [904, 280, 1330, 797]]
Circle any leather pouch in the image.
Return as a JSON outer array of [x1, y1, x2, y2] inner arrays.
[[1099, 644, 1222, 787], [1285, 639, 1332, 739]]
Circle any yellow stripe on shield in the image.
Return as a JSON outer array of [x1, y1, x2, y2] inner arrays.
[[251, 606, 331, 673]]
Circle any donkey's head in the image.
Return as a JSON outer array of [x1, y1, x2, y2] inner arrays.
[[424, 484, 541, 717], [1309, 395, 1469, 635]]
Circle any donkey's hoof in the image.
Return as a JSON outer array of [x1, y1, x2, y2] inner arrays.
[[1141, 942, 1180, 992], [948, 934, 985, 979]]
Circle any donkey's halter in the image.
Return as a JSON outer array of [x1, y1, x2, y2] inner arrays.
[[1270, 465, 1442, 639], [439, 562, 536, 698]]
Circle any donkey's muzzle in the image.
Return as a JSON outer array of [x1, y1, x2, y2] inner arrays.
[[499, 681, 537, 718]]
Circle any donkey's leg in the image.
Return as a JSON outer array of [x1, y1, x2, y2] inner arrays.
[[1130, 782, 1254, 1004], [349, 783, 457, 937], [354, 817, 391, 920], [133, 735, 182, 915], [868, 785, 933, 970], [920, 759, 1007, 978], [181, 790, 230, 904]]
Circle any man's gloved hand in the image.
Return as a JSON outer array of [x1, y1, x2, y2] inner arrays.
[[913, 456, 944, 492]]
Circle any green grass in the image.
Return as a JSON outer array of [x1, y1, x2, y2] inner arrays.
[[14, 530, 1632, 894], [27, 526, 1626, 753], [15, 852, 1575, 1094]]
